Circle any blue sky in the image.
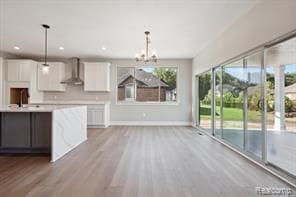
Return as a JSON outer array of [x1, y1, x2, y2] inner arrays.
[[225, 64, 296, 77]]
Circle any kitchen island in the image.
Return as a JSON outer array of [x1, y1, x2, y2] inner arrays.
[[0, 105, 87, 162], [30, 101, 110, 128]]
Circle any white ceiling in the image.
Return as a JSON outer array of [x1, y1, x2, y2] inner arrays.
[[0, 0, 258, 59]]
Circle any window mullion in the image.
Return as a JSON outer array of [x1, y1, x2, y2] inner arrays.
[[159, 77, 161, 102], [134, 67, 136, 101]]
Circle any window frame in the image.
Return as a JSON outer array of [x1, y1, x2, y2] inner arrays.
[[116, 65, 179, 105]]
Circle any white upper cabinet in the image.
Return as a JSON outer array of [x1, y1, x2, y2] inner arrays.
[[84, 62, 110, 92], [37, 62, 66, 91], [7, 60, 32, 82], [5, 59, 44, 103]]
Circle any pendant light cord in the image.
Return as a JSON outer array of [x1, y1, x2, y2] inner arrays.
[[146, 33, 149, 58], [45, 27, 47, 65], [42, 24, 50, 66]]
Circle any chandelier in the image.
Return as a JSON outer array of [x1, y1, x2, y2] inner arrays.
[[135, 31, 157, 63]]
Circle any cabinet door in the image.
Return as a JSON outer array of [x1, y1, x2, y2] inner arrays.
[[32, 113, 51, 148], [1, 113, 31, 148], [49, 63, 66, 91], [87, 107, 104, 125], [7, 61, 20, 81], [84, 63, 98, 91], [93, 110, 104, 124], [84, 63, 110, 91], [87, 109, 94, 125], [96, 64, 110, 91], [19, 62, 31, 81]]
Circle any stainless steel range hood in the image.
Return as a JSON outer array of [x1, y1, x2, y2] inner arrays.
[[61, 58, 84, 85]]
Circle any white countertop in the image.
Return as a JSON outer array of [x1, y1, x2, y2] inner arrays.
[[0, 105, 86, 112], [30, 100, 110, 105]]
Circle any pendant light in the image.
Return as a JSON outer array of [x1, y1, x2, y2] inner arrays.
[[42, 24, 50, 73]]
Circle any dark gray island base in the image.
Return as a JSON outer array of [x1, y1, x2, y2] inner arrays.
[[0, 105, 87, 162], [0, 112, 51, 154]]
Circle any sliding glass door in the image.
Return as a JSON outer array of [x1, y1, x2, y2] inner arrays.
[[197, 35, 296, 178], [213, 52, 263, 158], [222, 60, 244, 149], [245, 52, 263, 158], [265, 37, 296, 176]]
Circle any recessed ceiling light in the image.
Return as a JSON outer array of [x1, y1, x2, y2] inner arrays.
[[13, 46, 20, 50], [101, 46, 106, 51], [59, 46, 64, 50]]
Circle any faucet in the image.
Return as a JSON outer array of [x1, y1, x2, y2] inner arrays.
[[18, 89, 30, 108], [18, 89, 24, 108]]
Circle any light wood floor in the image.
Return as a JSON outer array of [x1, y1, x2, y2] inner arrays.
[[0, 126, 294, 197]]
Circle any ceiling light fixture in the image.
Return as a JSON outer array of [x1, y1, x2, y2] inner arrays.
[[13, 46, 20, 50], [135, 31, 157, 63], [101, 46, 106, 51], [59, 46, 64, 50], [42, 24, 50, 74]]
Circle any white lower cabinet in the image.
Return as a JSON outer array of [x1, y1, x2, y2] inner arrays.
[[87, 104, 110, 128], [30, 103, 110, 128]]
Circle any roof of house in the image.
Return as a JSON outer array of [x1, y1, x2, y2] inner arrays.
[[216, 84, 261, 95], [118, 69, 169, 88], [285, 83, 296, 94]]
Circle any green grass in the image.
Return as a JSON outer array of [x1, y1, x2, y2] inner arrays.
[[200, 105, 261, 122]]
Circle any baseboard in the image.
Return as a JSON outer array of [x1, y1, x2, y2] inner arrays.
[[87, 125, 108, 129], [110, 121, 193, 126]]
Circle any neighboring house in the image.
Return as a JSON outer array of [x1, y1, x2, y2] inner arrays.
[[118, 69, 172, 101], [285, 83, 296, 100]]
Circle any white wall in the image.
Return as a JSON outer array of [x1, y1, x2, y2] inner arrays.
[[109, 59, 192, 124], [44, 59, 192, 124], [193, 0, 296, 74], [192, 0, 296, 125]]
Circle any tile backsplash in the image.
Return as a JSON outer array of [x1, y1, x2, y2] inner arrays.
[[44, 85, 110, 101]]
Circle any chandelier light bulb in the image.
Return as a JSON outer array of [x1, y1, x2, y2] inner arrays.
[[141, 50, 145, 55]]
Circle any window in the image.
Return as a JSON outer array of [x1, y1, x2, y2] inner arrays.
[[117, 67, 135, 101], [117, 66, 177, 103], [125, 84, 135, 101]]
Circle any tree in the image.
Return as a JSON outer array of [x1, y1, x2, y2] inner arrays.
[[285, 96, 293, 113], [285, 73, 296, 86], [153, 68, 177, 90], [198, 72, 211, 100]]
